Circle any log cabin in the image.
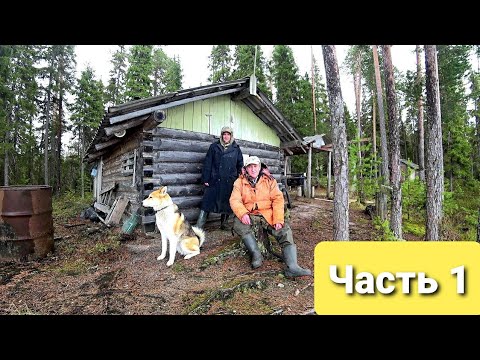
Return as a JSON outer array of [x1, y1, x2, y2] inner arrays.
[[84, 76, 311, 233]]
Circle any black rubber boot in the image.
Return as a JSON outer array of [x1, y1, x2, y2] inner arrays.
[[220, 214, 230, 230], [282, 244, 312, 277], [242, 233, 263, 269], [196, 210, 209, 229]]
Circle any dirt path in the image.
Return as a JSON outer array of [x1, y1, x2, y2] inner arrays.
[[0, 196, 382, 315]]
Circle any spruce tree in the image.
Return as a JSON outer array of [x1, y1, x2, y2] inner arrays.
[[232, 45, 271, 98], [125, 45, 153, 100], [106, 45, 128, 105], [70, 66, 105, 196], [208, 45, 232, 83]]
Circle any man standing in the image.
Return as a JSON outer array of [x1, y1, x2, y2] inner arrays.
[[230, 156, 311, 277], [196, 126, 243, 230]]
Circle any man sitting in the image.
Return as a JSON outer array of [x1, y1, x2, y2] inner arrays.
[[229, 156, 311, 277]]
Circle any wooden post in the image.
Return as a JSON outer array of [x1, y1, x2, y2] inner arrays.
[[307, 145, 312, 198], [327, 151, 332, 199], [477, 208, 480, 243]]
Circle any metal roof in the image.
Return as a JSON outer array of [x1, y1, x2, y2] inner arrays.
[[85, 77, 306, 162]]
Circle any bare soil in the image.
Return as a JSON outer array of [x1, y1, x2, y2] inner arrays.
[[0, 194, 412, 315]]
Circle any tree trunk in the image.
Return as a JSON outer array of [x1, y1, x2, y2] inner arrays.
[[3, 83, 15, 186], [372, 82, 377, 179], [56, 88, 63, 194], [3, 131, 9, 186], [322, 45, 349, 241], [81, 128, 85, 199], [447, 130, 453, 192], [416, 45, 426, 181], [477, 208, 480, 243], [382, 45, 402, 239], [424, 45, 444, 241], [372, 45, 389, 221], [354, 52, 364, 203], [44, 66, 53, 186]]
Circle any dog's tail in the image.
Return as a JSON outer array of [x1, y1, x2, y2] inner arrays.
[[192, 226, 205, 247]]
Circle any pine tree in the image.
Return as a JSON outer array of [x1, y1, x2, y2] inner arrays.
[[372, 45, 389, 220], [382, 45, 402, 239], [424, 45, 444, 241], [322, 45, 349, 240]]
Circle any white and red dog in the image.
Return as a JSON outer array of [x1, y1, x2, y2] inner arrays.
[[142, 186, 205, 266]]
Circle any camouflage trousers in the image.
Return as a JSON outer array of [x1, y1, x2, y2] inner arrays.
[[232, 214, 294, 249]]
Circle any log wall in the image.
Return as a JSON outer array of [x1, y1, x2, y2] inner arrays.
[[140, 127, 284, 232], [100, 132, 143, 220]]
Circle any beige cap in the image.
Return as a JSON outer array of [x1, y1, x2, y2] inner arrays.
[[244, 156, 261, 166], [221, 126, 233, 135]]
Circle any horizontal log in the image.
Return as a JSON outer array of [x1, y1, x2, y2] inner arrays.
[[153, 127, 216, 142], [143, 138, 211, 153], [95, 137, 121, 151], [104, 117, 147, 136], [147, 173, 202, 185], [151, 128, 282, 153], [144, 184, 205, 197], [154, 109, 166, 122], [142, 209, 223, 226], [235, 138, 281, 153], [86, 150, 107, 162], [141, 195, 201, 209], [153, 151, 206, 163], [150, 162, 203, 174], [240, 147, 281, 161], [143, 207, 200, 224]]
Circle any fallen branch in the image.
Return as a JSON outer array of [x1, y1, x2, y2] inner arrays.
[[62, 223, 87, 228], [188, 279, 268, 315]]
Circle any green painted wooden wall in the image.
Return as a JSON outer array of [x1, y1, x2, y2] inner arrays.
[[160, 95, 280, 146]]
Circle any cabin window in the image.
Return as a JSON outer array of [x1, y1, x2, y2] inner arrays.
[[121, 151, 136, 176]]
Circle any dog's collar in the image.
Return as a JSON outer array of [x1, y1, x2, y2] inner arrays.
[[155, 203, 174, 213]]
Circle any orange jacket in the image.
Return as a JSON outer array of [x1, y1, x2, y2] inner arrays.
[[230, 172, 284, 227]]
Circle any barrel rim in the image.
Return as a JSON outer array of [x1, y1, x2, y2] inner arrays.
[[0, 185, 52, 191]]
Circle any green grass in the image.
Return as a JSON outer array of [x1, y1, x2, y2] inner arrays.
[[52, 191, 94, 221], [403, 220, 426, 237]]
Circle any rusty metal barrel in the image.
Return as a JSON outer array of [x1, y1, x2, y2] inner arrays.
[[0, 185, 54, 262]]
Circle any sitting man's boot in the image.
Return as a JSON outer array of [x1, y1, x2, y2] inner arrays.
[[242, 233, 263, 269], [220, 214, 230, 230], [195, 210, 209, 229], [282, 244, 312, 277]]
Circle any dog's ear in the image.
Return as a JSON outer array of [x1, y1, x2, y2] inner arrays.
[[161, 186, 168, 194]]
